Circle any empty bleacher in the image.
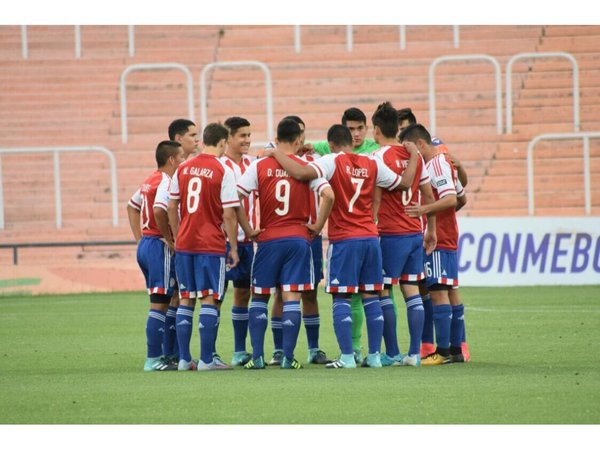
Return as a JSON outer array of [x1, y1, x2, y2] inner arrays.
[[1, 24, 599, 275]]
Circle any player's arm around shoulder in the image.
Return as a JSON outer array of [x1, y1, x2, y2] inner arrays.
[[396, 141, 419, 191], [264, 148, 318, 181]]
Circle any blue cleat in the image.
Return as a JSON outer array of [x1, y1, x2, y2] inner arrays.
[[380, 353, 404, 366]]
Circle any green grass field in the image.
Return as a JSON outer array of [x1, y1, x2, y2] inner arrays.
[[1, 286, 599, 424]]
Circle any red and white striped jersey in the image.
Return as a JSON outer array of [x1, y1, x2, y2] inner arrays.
[[128, 170, 170, 238], [374, 145, 429, 235], [221, 154, 258, 243], [170, 153, 240, 254], [309, 152, 402, 242], [425, 153, 464, 251], [237, 154, 330, 242]]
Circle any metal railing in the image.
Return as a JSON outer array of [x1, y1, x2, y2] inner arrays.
[[0, 146, 119, 229], [400, 25, 459, 50], [527, 132, 599, 216], [506, 52, 580, 134], [200, 61, 274, 143], [120, 63, 195, 144], [20, 25, 136, 59], [429, 54, 502, 136], [292, 25, 355, 53], [0, 240, 136, 266]]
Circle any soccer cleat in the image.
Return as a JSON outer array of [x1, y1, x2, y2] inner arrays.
[[380, 353, 404, 367], [231, 351, 252, 366], [353, 349, 364, 365], [197, 357, 233, 371], [268, 350, 283, 366], [450, 353, 465, 363], [177, 359, 198, 371], [420, 342, 436, 358], [212, 355, 233, 370], [421, 352, 451, 366], [144, 356, 177, 372], [281, 357, 303, 369], [461, 342, 471, 362], [401, 354, 421, 367], [307, 349, 332, 364], [326, 354, 357, 369], [361, 352, 382, 368], [244, 356, 266, 370]]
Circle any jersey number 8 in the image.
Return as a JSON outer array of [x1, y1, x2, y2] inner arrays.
[[187, 177, 202, 213]]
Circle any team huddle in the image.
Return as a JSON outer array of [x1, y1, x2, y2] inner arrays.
[[127, 102, 471, 371]]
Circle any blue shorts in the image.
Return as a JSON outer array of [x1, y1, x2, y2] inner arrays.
[[225, 242, 254, 283], [424, 249, 459, 289], [136, 236, 176, 296], [325, 237, 383, 294], [311, 235, 324, 285], [175, 252, 226, 300], [251, 238, 314, 294], [380, 233, 425, 285]]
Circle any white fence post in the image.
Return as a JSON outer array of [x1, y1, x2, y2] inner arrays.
[[527, 132, 599, 215], [200, 61, 274, 143], [0, 146, 119, 229], [429, 54, 502, 136], [506, 52, 579, 134], [120, 63, 194, 144], [21, 25, 28, 59], [74, 25, 81, 58]]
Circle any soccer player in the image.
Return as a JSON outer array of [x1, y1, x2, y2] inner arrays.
[[127, 140, 185, 371], [397, 108, 470, 361], [159, 118, 201, 363], [266, 124, 419, 369], [268, 115, 332, 366], [401, 123, 467, 365], [371, 103, 437, 367], [220, 116, 259, 367], [168, 118, 200, 159], [311, 107, 386, 363], [237, 118, 334, 370], [167, 123, 241, 371]]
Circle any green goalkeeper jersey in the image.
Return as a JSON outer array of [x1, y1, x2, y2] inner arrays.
[[312, 138, 379, 156]]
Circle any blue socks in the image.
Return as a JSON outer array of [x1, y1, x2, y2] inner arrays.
[[332, 298, 353, 355], [175, 305, 194, 363], [422, 294, 434, 345], [146, 309, 166, 358], [282, 301, 301, 360], [249, 298, 269, 359], [405, 294, 424, 356], [162, 305, 178, 358], [362, 296, 384, 354], [271, 316, 283, 352], [451, 304, 465, 348], [232, 306, 249, 353], [199, 304, 218, 364], [433, 303, 452, 350], [380, 296, 400, 357], [303, 314, 320, 351]]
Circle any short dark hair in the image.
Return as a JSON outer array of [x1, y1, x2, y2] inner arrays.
[[277, 118, 302, 143], [327, 124, 353, 147], [399, 123, 432, 145], [155, 140, 181, 167], [168, 119, 195, 140], [203, 123, 229, 147], [224, 116, 251, 136], [341, 107, 367, 125], [282, 115, 305, 128], [397, 108, 417, 125], [372, 102, 399, 138]]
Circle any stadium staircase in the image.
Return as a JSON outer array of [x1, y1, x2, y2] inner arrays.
[[0, 25, 599, 293]]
